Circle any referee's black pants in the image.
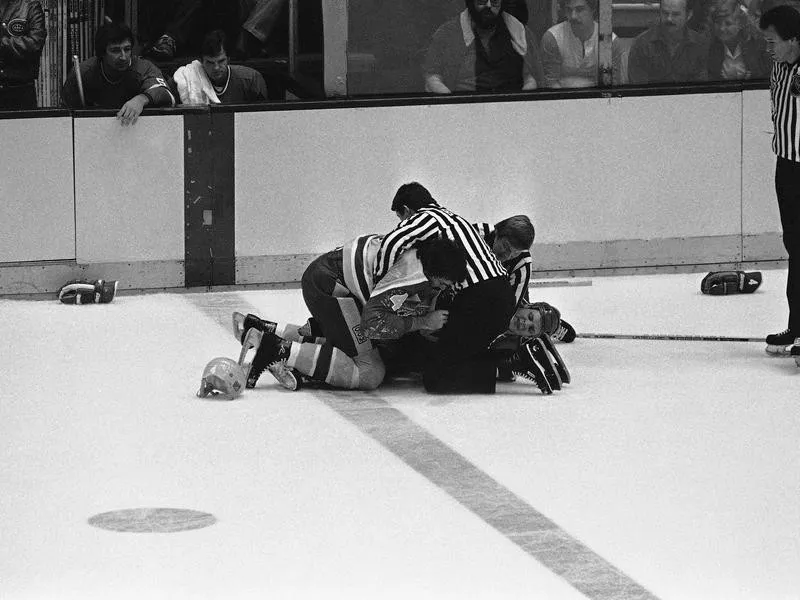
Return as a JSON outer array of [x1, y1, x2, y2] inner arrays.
[[422, 276, 515, 394], [775, 157, 800, 333]]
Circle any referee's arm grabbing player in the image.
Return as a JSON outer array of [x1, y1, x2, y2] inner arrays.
[[62, 22, 175, 126]]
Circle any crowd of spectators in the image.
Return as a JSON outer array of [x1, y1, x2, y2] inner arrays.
[[2, 0, 799, 111]]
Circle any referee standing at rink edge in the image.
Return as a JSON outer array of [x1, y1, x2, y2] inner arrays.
[[761, 6, 800, 354]]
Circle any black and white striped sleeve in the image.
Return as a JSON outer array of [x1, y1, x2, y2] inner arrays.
[[507, 253, 532, 307], [374, 212, 441, 282]]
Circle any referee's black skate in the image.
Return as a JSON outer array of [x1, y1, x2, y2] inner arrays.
[[765, 328, 797, 355], [539, 333, 571, 384], [505, 346, 553, 394], [528, 338, 562, 391]]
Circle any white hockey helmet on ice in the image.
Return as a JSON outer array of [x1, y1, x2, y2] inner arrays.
[[196, 357, 246, 400]]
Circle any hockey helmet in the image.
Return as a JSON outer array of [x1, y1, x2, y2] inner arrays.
[[196, 357, 246, 400]]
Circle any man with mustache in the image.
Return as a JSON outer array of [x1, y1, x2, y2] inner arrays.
[[540, 0, 625, 87], [62, 22, 175, 126], [628, 0, 709, 83], [423, 0, 544, 93]]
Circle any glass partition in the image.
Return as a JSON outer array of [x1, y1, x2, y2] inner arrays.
[[1, 0, 783, 112]]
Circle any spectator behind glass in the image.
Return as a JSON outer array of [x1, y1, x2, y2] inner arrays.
[[0, 0, 46, 110], [422, 0, 544, 93], [143, 0, 288, 61], [540, 0, 624, 87], [707, 0, 771, 79], [627, 0, 709, 84], [61, 22, 175, 126], [170, 29, 268, 104]]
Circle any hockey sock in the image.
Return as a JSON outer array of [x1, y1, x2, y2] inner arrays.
[[277, 322, 325, 344], [286, 343, 382, 389]]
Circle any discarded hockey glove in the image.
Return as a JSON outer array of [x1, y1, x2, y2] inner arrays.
[[58, 279, 118, 304], [700, 271, 762, 295]]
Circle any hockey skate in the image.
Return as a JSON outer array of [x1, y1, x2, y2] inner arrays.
[[240, 327, 302, 391], [528, 338, 562, 391], [232, 311, 277, 343], [552, 319, 576, 343], [765, 329, 797, 356], [539, 333, 571, 384], [505, 346, 553, 394], [791, 342, 800, 367]]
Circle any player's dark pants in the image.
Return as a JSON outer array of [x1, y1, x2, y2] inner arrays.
[[775, 157, 800, 333], [422, 276, 515, 394]]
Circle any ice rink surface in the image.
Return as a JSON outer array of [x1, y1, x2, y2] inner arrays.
[[1, 270, 799, 600]]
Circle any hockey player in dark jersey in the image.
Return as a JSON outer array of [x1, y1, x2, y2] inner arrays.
[[233, 236, 468, 392], [61, 22, 175, 125]]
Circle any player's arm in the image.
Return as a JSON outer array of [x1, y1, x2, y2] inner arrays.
[[251, 71, 269, 102], [0, 1, 46, 60], [374, 212, 440, 282], [116, 62, 175, 126]]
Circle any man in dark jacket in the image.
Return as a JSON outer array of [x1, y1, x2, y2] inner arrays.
[[0, 0, 46, 109]]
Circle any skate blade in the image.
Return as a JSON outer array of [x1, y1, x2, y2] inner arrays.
[[765, 344, 793, 356], [267, 362, 302, 391], [232, 312, 246, 342]]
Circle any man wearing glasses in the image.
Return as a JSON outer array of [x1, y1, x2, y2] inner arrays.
[[423, 0, 544, 93]]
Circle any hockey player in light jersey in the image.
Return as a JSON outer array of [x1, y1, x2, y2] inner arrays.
[[234, 236, 468, 391]]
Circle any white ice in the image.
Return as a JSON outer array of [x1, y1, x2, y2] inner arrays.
[[1, 269, 798, 600]]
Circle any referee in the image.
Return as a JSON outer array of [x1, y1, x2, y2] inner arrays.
[[375, 182, 516, 393], [761, 6, 800, 354]]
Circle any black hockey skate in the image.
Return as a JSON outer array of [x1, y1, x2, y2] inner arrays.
[[539, 333, 571, 384], [232, 311, 277, 343], [791, 342, 800, 367], [505, 346, 553, 394], [528, 338, 562, 391], [240, 327, 302, 391], [765, 328, 797, 356], [552, 319, 576, 343]]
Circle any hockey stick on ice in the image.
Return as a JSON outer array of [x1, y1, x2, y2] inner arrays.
[[578, 333, 762, 342]]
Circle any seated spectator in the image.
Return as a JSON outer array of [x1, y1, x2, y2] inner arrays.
[[423, 0, 544, 93], [143, 0, 287, 60], [706, 0, 771, 79], [628, 0, 709, 84], [540, 0, 625, 87], [0, 0, 46, 110], [61, 22, 175, 126], [171, 29, 268, 104]]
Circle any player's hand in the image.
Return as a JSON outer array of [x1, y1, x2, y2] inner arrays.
[[421, 309, 449, 331], [116, 96, 146, 126]]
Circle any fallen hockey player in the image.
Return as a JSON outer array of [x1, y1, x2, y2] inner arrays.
[[234, 235, 469, 391]]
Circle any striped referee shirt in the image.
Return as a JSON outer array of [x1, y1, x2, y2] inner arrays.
[[770, 60, 800, 162], [374, 205, 507, 287], [474, 222, 532, 307]]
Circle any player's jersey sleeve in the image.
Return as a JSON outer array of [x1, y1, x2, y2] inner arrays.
[[136, 58, 175, 106], [362, 250, 437, 339]]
